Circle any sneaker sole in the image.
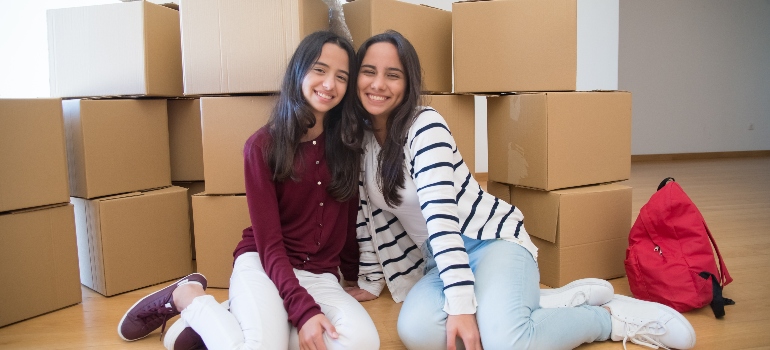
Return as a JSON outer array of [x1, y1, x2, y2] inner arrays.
[[117, 273, 207, 342], [540, 278, 613, 304], [614, 294, 697, 349]]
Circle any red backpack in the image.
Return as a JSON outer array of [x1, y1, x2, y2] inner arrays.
[[625, 178, 734, 318]]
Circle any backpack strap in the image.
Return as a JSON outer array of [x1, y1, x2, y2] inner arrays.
[[699, 271, 736, 319], [704, 223, 733, 286], [657, 177, 676, 191]]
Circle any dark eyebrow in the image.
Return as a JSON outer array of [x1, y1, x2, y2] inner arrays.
[[314, 61, 349, 76], [361, 64, 404, 75]]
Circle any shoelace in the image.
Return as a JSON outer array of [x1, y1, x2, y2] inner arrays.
[[613, 315, 669, 350], [135, 301, 178, 341], [567, 291, 588, 307]]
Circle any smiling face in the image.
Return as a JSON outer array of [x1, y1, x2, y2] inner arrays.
[[357, 42, 406, 122], [302, 43, 350, 120]]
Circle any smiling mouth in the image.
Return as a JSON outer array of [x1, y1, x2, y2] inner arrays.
[[367, 94, 388, 102], [315, 91, 333, 100]]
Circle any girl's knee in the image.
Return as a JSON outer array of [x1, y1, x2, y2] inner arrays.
[[334, 320, 379, 350]]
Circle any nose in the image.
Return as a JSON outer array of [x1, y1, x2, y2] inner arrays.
[[370, 74, 385, 91], [322, 74, 335, 90]]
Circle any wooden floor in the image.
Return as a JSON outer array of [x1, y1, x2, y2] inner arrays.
[[1, 157, 769, 349]]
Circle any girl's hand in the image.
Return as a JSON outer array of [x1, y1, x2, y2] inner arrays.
[[446, 314, 483, 350], [343, 286, 378, 302], [299, 314, 338, 350]]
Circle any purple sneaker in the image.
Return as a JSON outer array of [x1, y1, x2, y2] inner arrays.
[[117, 273, 207, 341]]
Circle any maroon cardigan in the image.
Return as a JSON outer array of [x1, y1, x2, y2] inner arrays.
[[233, 127, 359, 329]]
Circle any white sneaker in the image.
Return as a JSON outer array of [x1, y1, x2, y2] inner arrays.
[[540, 278, 614, 308], [606, 295, 696, 350]]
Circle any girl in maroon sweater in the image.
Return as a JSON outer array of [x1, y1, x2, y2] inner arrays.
[[118, 31, 378, 350]]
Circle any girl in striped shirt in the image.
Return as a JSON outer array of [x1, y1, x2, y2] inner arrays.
[[341, 30, 696, 350]]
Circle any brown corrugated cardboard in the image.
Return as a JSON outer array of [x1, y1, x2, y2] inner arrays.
[[180, 0, 329, 95], [534, 235, 627, 288], [488, 92, 631, 191], [192, 194, 250, 288], [71, 186, 192, 296], [47, 1, 182, 98], [173, 181, 206, 260], [511, 183, 632, 287], [63, 99, 171, 199], [0, 204, 81, 327], [168, 99, 204, 182], [424, 94, 475, 172], [452, 0, 619, 93], [0, 99, 70, 213], [485, 180, 510, 204], [201, 96, 275, 194], [344, 0, 452, 93]]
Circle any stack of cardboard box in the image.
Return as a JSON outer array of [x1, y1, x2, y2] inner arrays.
[[46, 1, 192, 296], [0, 99, 81, 327], [177, 0, 337, 287], [344, 0, 478, 172], [453, 0, 633, 287]]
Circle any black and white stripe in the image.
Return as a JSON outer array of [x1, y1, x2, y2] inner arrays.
[[355, 108, 537, 314]]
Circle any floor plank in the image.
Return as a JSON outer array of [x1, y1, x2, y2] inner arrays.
[[1, 157, 768, 349]]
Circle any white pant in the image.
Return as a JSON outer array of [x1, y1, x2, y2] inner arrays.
[[168, 252, 380, 350]]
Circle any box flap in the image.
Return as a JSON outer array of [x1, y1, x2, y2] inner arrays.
[[554, 183, 632, 247]]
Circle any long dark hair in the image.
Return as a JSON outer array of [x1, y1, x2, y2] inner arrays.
[[265, 30, 359, 201], [343, 30, 423, 207]]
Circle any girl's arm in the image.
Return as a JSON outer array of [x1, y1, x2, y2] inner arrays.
[[407, 109, 477, 316], [243, 132, 322, 330]]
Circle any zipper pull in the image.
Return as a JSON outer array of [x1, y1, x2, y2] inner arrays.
[[654, 245, 663, 256]]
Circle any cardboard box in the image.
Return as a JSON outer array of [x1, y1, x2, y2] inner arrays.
[[168, 99, 204, 182], [180, 0, 330, 95], [485, 180, 510, 204], [345, 0, 452, 93], [47, 1, 182, 98], [201, 96, 275, 194], [63, 99, 171, 199], [0, 99, 70, 213], [173, 181, 206, 260], [0, 204, 81, 327], [511, 183, 631, 287], [487, 92, 631, 191], [192, 194, 250, 288], [424, 94, 475, 172], [71, 186, 192, 296], [453, 0, 618, 93]]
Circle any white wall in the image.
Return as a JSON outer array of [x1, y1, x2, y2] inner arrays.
[[620, 0, 770, 154], [0, 0, 116, 99]]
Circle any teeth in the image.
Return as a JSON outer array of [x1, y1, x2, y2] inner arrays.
[[316, 91, 332, 99], [369, 94, 386, 101]]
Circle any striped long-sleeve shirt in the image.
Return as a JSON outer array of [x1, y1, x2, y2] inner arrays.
[[356, 107, 539, 315]]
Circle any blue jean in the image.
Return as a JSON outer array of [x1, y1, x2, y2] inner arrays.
[[397, 236, 611, 350]]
